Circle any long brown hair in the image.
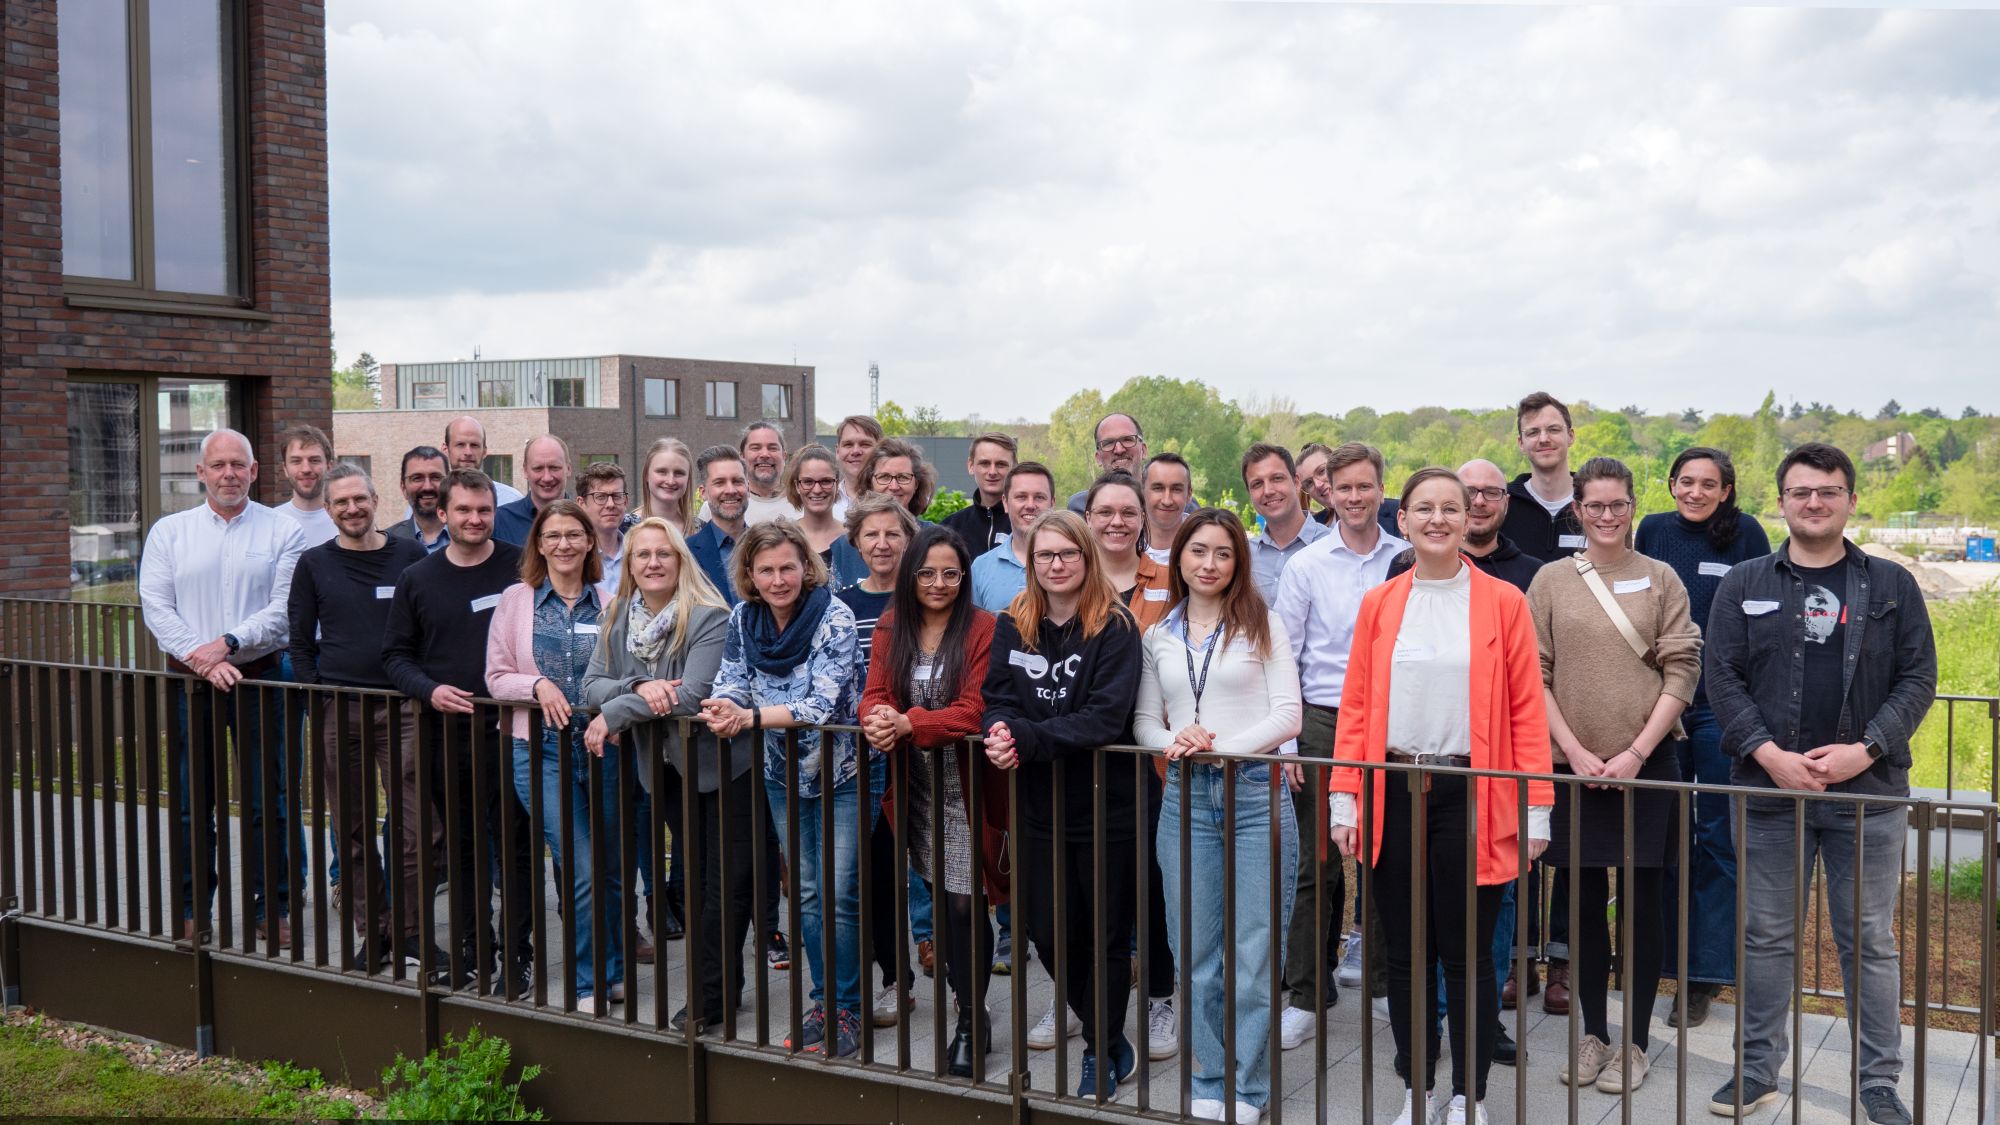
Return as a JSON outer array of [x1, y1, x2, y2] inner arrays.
[[1165, 508, 1273, 658], [519, 499, 603, 589], [1005, 509, 1125, 652]]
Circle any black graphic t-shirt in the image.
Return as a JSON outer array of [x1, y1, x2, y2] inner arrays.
[[1794, 559, 1849, 750]]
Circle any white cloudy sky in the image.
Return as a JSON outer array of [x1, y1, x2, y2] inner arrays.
[[327, 2, 2000, 422]]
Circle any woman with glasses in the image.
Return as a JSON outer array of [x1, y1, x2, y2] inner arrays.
[[860, 524, 1005, 1076], [1084, 471, 1174, 629], [1329, 469, 1554, 1125], [582, 518, 736, 1031], [699, 521, 868, 1056], [982, 510, 1145, 1097], [786, 445, 868, 589], [861, 438, 937, 521], [636, 437, 699, 536], [1134, 509, 1301, 1125], [1634, 446, 1769, 1027], [1528, 457, 1702, 1097], [485, 500, 622, 1010]]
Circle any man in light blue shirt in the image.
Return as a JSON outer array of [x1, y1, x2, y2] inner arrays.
[[971, 461, 1054, 613], [1241, 442, 1330, 602]]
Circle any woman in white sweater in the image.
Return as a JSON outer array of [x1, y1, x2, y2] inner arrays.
[[1134, 508, 1302, 1125]]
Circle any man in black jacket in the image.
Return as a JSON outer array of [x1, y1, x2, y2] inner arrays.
[[1702, 443, 1934, 1125], [1499, 391, 1587, 564], [940, 432, 1017, 553]]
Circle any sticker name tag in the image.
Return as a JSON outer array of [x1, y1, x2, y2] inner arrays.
[[1007, 649, 1048, 677], [573, 623, 600, 636], [1743, 599, 1780, 616], [1612, 576, 1651, 594], [470, 593, 501, 614], [1143, 587, 1169, 601], [374, 585, 396, 600], [1393, 643, 1437, 662], [1698, 561, 1732, 578], [1558, 534, 1586, 550], [912, 663, 939, 681]]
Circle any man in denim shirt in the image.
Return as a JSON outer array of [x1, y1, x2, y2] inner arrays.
[[1702, 442, 1935, 1125]]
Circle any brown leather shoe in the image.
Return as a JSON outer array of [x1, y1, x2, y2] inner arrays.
[[634, 934, 657, 964], [255, 916, 292, 946], [917, 939, 936, 978], [1542, 959, 1572, 1015], [1502, 961, 1540, 1009]]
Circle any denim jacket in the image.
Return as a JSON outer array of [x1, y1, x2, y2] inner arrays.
[[1704, 539, 1936, 799]]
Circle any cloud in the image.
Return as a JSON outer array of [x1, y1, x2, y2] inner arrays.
[[329, 2, 2000, 419]]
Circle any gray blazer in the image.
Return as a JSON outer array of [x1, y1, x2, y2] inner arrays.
[[583, 601, 736, 792]]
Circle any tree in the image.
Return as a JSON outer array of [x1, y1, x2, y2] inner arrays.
[[1917, 406, 1945, 420], [1680, 407, 1704, 426], [1787, 402, 1804, 421], [331, 349, 380, 410], [1043, 388, 1107, 497], [876, 401, 912, 436], [1877, 399, 1903, 420], [1104, 376, 1245, 501], [1965, 406, 1981, 420], [910, 404, 945, 436]]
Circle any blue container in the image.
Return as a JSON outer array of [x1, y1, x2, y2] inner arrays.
[[1967, 536, 1996, 563]]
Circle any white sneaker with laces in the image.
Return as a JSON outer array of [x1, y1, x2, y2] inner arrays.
[[1232, 1101, 1263, 1125], [1026, 1003, 1080, 1049], [1147, 996, 1178, 1060], [1189, 1098, 1226, 1121], [1373, 995, 1392, 1020], [871, 985, 908, 1027], [1336, 930, 1366, 989], [1279, 1005, 1317, 1050], [1390, 1088, 1434, 1125], [1444, 1094, 1488, 1125]]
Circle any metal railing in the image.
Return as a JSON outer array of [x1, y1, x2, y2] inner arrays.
[[2, 654, 1994, 1123]]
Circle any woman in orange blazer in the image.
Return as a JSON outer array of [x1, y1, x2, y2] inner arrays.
[[1329, 468, 1554, 1125], [859, 524, 1007, 1078]]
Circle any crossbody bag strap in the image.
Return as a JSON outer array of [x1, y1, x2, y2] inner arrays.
[[1574, 555, 1650, 662]]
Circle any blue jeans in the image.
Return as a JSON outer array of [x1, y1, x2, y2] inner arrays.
[[171, 679, 293, 922], [909, 868, 934, 944], [766, 772, 875, 1016], [512, 730, 624, 998], [1661, 703, 1738, 984], [1158, 761, 1298, 1108]]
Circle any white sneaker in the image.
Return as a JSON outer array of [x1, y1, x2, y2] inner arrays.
[[871, 985, 909, 1027], [1443, 1094, 1487, 1125], [1147, 996, 1178, 1060], [1279, 1005, 1316, 1050], [1233, 1102, 1263, 1125], [1189, 1098, 1226, 1121], [1336, 930, 1366, 989], [1390, 1088, 1434, 1125], [1026, 1003, 1080, 1049], [1373, 995, 1392, 1020]]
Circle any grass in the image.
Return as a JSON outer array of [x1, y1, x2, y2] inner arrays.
[[1908, 590, 1999, 794]]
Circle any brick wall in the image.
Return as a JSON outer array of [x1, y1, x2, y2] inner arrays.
[[0, 0, 332, 598]]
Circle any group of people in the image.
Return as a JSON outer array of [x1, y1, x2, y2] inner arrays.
[[136, 392, 1937, 1125]]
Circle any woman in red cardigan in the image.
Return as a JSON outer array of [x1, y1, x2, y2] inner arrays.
[[1329, 468, 1555, 1125], [859, 524, 1007, 1078]]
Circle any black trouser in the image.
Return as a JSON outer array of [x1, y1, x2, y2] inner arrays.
[[321, 696, 435, 945], [765, 815, 785, 935], [660, 763, 761, 1019], [937, 886, 991, 1015], [1285, 707, 1345, 1006], [1574, 866, 1664, 1049], [1370, 772, 1503, 1101], [1143, 781, 1175, 1001], [1023, 830, 1138, 1055], [866, 794, 915, 989], [426, 710, 534, 970]]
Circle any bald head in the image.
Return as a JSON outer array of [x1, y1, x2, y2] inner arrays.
[[444, 416, 488, 471], [1457, 458, 1509, 547], [523, 434, 572, 506]]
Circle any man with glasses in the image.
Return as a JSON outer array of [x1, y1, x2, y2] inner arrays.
[[1703, 443, 1934, 1125], [1066, 413, 1149, 513], [443, 416, 525, 505], [577, 461, 634, 597], [493, 434, 574, 547], [973, 462, 1056, 612], [386, 446, 451, 553]]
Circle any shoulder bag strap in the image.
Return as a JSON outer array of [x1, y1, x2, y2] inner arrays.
[[1574, 555, 1650, 662]]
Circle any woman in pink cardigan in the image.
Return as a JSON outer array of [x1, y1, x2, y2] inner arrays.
[[485, 499, 622, 1011]]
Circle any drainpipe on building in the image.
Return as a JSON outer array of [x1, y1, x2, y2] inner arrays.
[[629, 363, 640, 475]]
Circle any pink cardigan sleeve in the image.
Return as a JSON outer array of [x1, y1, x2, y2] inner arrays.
[[484, 584, 544, 739]]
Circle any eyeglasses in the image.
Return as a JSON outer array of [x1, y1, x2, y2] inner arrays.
[[538, 530, 590, 545], [1032, 548, 1084, 566], [1096, 434, 1143, 452], [797, 477, 839, 492], [1089, 506, 1142, 522], [1783, 485, 1850, 504], [872, 472, 917, 487], [1579, 500, 1634, 518], [1406, 504, 1466, 521], [584, 491, 627, 505], [1466, 487, 1508, 502], [916, 567, 964, 587]]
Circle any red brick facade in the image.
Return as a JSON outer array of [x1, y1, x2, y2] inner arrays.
[[0, 0, 332, 597]]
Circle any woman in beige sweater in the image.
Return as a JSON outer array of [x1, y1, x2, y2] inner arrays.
[[1527, 457, 1701, 1099]]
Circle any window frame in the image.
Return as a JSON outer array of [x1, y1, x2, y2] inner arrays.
[[59, 0, 258, 316], [706, 380, 738, 420], [410, 381, 448, 409], [477, 379, 516, 409], [761, 382, 792, 420], [644, 376, 679, 419], [549, 377, 586, 408]]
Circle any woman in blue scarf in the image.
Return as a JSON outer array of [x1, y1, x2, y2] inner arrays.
[[700, 519, 868, 1056]]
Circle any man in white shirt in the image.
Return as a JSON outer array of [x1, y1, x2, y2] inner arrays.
[[697, 421, 802, 525], [1272, 441, 1407, 1042], [277, 424, 337, 548], [1242, 442, 1329, 602], [832, 414, 882, 520], [139, 428, 308, 944], [970, 462, 1054, 613], [1141, 452, 1193, 566], [443, 416, 525, 506]]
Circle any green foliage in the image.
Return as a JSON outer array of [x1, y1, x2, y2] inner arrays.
[[256, 1061, 359, 1120], [1105, 376, 1247, 502], [876, 401, 913, 436], [0, 1021, 360, 1120], [1908, 591, 2000, 792], [925, 487, 971, 522], [378, 1029, 543, 1122], [1927, 857, 1986, 903]]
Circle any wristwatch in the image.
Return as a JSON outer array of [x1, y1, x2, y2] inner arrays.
[[1863, 737, 1884, 761], [223, 633, 241, 655]]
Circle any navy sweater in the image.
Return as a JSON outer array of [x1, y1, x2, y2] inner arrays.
[[1635, 509, 1771, 704]]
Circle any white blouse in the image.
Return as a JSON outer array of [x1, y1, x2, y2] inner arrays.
[[1134, 608, 1302, 757]]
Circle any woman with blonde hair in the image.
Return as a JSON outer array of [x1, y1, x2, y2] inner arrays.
[[635, 437, 699, 535]]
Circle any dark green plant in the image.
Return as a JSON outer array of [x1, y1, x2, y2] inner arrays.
[[924, 487, 970, 523], [377, 1029, 543, 1122], [255, 1060, 358, 1120]]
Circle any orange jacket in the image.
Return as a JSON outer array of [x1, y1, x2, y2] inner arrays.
[[1327, 561, 1554, 885]]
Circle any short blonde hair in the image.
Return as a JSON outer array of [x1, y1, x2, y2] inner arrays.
[[731, 519, 829, 603], [608, 518, 728, 660]]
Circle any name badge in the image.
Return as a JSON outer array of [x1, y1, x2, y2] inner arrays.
[[1558, 534, 1586, 550], [1143, 587, 1169, 601], [1393, 643, 1437, 662], [1612, 576, 1651, 594], [1743, 599, 1780, 616], [912, 663, 939, 681], [573, 622, 600, 636], [374, 585, 396, 600], [1698, 561, 1732, 578], [1008, 650, 1048, 677], [470, 593, 501, 614]]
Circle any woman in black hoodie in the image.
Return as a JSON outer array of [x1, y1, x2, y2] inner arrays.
[[981, 509, 1145, 1098]]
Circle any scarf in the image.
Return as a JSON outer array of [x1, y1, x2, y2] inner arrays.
[[742, 584, 832, 677], [627, 596, 675, 666]]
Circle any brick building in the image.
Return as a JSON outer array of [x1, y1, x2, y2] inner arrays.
[[1, 0, 332, 599], [335, 354, 815, 521]]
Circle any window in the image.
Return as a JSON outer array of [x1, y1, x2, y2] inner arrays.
[[583, 453, 618, 466], [549, 377, 586, 407], [411, 382, 448, 409], [482, 455, 514, 489], [477, 380, 516, 408], [59, 0, 246, 304], [762, 383, 792, 419], [337, 454, 371, 477], [706, 380, 737, 419], [644, 377, 678, 418]]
